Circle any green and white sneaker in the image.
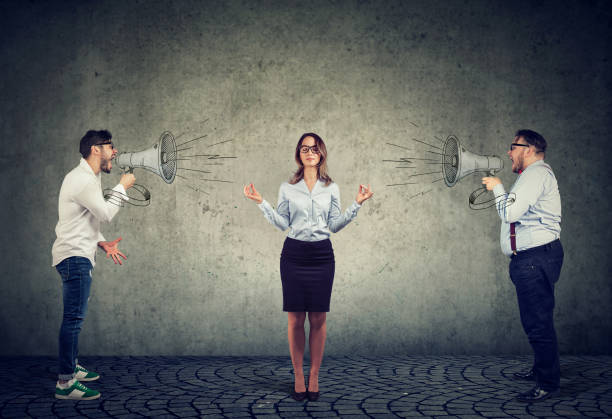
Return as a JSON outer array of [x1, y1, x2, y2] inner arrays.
[[74, 364, 100, 382], [55, 379, 101, 400]]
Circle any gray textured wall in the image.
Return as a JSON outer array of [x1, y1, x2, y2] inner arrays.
[[1, 0, 611, 356]]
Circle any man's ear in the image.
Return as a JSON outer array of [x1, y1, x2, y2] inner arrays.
[[527, 145, 536, 157]]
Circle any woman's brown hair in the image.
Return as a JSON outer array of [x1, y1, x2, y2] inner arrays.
[[289, 133, 333, 186]]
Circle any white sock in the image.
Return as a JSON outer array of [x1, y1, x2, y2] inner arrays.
[[57, 378, 75, 389]]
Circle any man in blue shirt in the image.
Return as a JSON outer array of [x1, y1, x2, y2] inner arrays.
[[482, 129, 563, 402]]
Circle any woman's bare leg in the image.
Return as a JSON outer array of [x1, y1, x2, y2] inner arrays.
[[287, 311, 307, 392], [307, 312, 327, 392]]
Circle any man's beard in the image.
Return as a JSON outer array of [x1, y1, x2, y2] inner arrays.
[[100, 157, 112, 174], [512, 155, 523, 173]]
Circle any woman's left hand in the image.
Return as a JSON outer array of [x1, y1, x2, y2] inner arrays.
[[356, 184, 373, 205]]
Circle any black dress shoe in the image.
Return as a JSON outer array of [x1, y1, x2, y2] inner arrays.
[[516, 386, 559, 402], [306, 390, 320, 402], [513, 369, 535, 381], [290, 389, 307, 401]]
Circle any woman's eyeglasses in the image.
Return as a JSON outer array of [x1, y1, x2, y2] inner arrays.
[[300, 145, 320, 154]]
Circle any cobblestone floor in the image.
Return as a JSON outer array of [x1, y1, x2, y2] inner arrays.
[[0, 355, 610, 418]]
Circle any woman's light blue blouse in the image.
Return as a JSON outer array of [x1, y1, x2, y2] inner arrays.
[[257, 179, 361, 241]]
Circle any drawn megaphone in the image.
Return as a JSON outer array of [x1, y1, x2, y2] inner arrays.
[[441, 135, 505, 209], [104, 131, 178, 206], [116, 131, 177, 184], [442, 135, 503, 187]]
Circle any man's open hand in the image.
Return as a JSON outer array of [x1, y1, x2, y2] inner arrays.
[[98, 237, 127, 265]]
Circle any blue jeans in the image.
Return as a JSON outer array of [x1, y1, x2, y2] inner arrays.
[[509, 239, 564, 392], [56, 256, 92, 380]]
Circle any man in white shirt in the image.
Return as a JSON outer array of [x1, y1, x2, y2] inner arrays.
[[483, 129, 563, 402], [52, 130, 135, 400]]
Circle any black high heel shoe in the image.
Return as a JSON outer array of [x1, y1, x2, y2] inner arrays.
[[306, 390, 320, 402], [290, 389, 307, 401]]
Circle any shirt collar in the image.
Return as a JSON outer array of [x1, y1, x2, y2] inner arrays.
[[522, 159, 545, 173], [298, 178, 320, 193], [79, 158, 99, 178]]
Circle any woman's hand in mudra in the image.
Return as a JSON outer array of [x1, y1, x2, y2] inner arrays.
[[356, 184, 373, 205], [243, 183, 263, 204]]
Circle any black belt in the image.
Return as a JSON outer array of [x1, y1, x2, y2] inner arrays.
[[511, 239, 561, 259]]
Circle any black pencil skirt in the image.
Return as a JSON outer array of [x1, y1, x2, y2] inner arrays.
[[280, 237, 335, 312]]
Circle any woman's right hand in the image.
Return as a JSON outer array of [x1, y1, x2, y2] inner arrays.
[[243, 183, 263, 204]]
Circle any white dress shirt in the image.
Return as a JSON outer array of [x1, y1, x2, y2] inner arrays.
[[493, 160, 562, 257], [258, 179, 361, 241], [52, 158, 128, 266]]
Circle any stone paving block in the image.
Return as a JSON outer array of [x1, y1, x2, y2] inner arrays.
[[419, 409, 447, 416], [105, 409, 131, 416], [221, 407, 253, 414], [578, 402, 599, 410], [222, 413, 254, 418], [446, 409, 477, 415], [79, 409, 109, 417], [309, 412, 339, 417], [277, 406, 306, 411], [218, 402, 252, 408], [252, 408, 277, 414], [307, 406, 335, 412], [392, 405, 423, 411], [27, 407, 55, 415], [420, 399, 447, 406], [364, 407, 397, 413], [503, 410, 529, 416], [335, 408, 367, 415], [479, 412, 512, 419], [0, 409, 24, 418], [332, 402, 361, 408], [168, 405, 199, 413]]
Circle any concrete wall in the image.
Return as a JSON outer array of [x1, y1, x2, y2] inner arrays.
[[1, 0, 610, 356]]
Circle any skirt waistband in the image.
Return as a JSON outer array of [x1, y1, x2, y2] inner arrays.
[[283, 236, 331, 248], [281, 237, 334, 263]]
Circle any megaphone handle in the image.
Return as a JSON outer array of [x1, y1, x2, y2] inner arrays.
[[124, 167, 134, 174], [133, 184, 151, 201], [469, 186, 486, 205]]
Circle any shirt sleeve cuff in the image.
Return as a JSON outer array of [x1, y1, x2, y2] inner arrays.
[[111, 184, 129, 201], [493, 183, 506, 198], [257, 200, 271, 211]]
